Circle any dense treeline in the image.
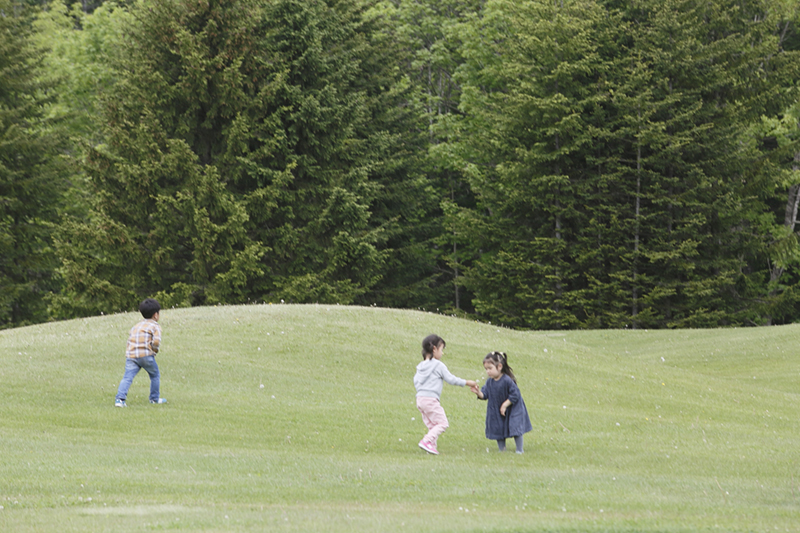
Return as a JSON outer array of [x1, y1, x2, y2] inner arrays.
[[0, 0, 68, 326], [1, 0, 799, 329]]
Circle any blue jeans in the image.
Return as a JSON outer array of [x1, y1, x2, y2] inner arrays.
[[115, 356, 160, 402]]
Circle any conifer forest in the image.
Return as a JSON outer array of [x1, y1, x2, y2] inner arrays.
[[2, 0, 800, 330]]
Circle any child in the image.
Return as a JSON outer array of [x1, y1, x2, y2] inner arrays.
[[471, 351, 532, 453], [114, 298, 167, 407], [413, 334, 477, 455]]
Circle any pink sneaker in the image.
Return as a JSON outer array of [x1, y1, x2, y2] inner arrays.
[[418, 440, 439, 455]]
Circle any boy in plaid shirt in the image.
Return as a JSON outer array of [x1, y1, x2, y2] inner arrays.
[[115, 298, 167, 407]]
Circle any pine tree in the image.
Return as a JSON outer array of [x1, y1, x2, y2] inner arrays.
[[232, 0, 388, 304], [452, 0, 618, 328], [357, 0, 485, 313], [52, 0, 269, 315], [53, 0, 413, 314], [0, 0, 68, 327], [755, 1, 800, 324], [449, 0, 797, 329], [612, 0, 797, 327]]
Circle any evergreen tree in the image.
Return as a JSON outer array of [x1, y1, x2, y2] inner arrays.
[[33, 1, 127, 151], [360, 0, 484, 313], [453, 0, 618, 328], [756, 1, 800, 324], [449, 0, 797, 329], [0, 0, 68, 327], [612, 0, 798, 327], [18, 1, 128, 14], [52, 0, 414, 315], [52, 0, 265, 316], [233, 0, 389, 304]]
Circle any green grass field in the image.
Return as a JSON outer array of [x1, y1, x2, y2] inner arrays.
[[1, 304, 799, 532]]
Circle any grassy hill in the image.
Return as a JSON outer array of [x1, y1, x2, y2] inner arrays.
[[1, 304, 799, 532]]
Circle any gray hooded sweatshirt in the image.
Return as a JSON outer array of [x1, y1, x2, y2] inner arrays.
[[413, 359, 467, 400]]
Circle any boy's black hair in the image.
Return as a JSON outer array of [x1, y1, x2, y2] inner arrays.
[[139, 298, 161, 319]]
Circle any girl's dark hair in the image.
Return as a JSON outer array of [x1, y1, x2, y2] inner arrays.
[[483, 351, 517, 383], [421, 334, 445, 360]]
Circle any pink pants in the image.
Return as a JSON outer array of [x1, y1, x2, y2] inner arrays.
[[416, 397, 449, 446]]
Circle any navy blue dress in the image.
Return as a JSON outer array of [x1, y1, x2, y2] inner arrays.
[[479, 374, 532, 440]]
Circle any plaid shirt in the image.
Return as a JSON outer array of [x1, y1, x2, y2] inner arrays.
[[125, 319, 161, 358]]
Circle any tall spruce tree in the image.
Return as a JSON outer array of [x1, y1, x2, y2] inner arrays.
[[757, 1, 800, 324], [449, 0, 797, 329], [359, 0, 484, 313], [52, 0, 412, 315], [52, 0, 263, 315], [0, 1, 67, 328], [236, 0, 390, 304], [760, 100, 800, 324], [33, 2, 128, 153], [452, 0, 618, 328], [611, 0, 797, 327]]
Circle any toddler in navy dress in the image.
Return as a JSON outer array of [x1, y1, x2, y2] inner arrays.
[[471, 351, 532, 453]]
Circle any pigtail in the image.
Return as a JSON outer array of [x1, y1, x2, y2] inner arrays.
[[498, 352, 517, 383], [484, 351, 518, 383]]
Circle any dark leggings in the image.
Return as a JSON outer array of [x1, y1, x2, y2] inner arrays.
[[496, 436, 524, 453]]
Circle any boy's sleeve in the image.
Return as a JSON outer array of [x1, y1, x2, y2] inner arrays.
[[151, 324, 161, 354]]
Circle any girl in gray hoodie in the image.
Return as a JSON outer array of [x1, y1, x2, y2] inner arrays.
[[413, 334, 476, 455]]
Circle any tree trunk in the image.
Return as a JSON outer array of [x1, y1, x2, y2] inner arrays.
[[766, 149, 800, 325]]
